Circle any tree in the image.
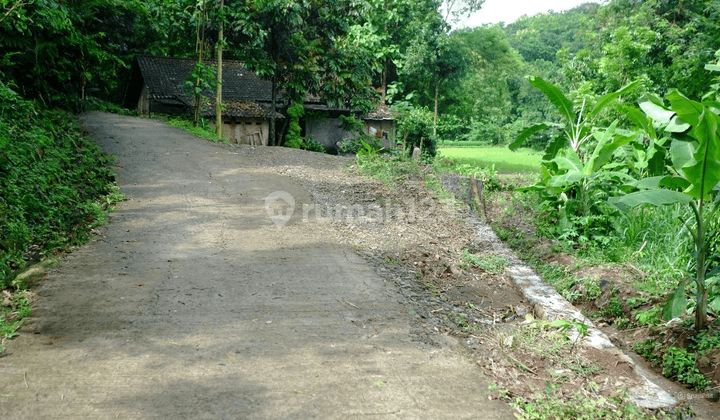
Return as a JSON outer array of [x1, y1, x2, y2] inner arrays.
[[216, 0, 224, 139], [0, 0, 149, 108], [401, 10, 466, 135], [0, 0, 30, 26], [504, 4, 594, 64], [442, 25, 523, 141], [571, 0, 720, 99], [143, 0, 200, 58], [612, 91, 720, 331], [191, 0, 209, 126], [228, 0, 377, 145]]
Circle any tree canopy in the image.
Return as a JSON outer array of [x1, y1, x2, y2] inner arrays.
[[1, 0, 718, 146]]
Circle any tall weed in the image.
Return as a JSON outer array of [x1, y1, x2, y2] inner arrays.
[[612, 204, 693, 293]]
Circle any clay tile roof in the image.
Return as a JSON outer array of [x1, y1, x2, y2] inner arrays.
[[362, 104, 396, 120], [200, 100, 284, 119], [134, 55, 281, 118]]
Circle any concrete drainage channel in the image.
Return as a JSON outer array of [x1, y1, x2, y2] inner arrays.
[[473, 223, 677, 409], [438, 174, 676, 409]]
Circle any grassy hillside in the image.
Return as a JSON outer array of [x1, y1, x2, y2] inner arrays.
[[0, 83, 122, 287]]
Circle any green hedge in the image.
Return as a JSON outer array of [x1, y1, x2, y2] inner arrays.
[[0, 82, 118, 287]]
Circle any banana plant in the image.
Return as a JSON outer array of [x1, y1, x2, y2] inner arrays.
[[542, 121, 636, 228], [509, 76, 639, 161], [509, 77, 639, 241], [611, 90, 720, 330], [621, 93, 689, 179]]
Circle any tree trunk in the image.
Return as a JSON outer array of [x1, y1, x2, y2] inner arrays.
[[381, 0, 388, 105], [270, 72, 277, 146], [695, 207, 708, 330], [215, 0, 223, 140], [277, 101, 291, 147], [381, 61, 387, 105], [193, 0, 207, 127], [433, 75, 439, 136]]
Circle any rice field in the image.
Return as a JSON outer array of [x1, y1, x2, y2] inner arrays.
[[437, 145, 542, 173]]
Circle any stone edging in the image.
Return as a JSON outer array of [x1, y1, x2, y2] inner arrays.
[[473, 225, 677, 409]]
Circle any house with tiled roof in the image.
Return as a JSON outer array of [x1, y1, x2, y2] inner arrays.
[[123, 55, 283, 145], [123, 55, 395, 151]]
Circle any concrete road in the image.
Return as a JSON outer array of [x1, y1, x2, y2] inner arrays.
[[0, 113, 513, 419]]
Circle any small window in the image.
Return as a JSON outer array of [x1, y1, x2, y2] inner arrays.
[[245, 121, 252, 125]]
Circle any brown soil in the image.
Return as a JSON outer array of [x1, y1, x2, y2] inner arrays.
[[485, 181, 720, 419]]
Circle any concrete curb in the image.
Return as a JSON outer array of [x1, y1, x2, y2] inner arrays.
[[472, 225, 677, 409]]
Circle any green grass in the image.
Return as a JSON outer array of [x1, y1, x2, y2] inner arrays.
[[150, 114, 230, 144], [440, 140, 509, 147], [437, 146, 542, 173]]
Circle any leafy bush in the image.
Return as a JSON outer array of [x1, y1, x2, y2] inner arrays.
[[611, 89, 720, 330], [337, 115, 376, 155], [301, 135, 326, 153], [512, 391, 665, 420], [337, 137, 363, 155], [81, 97, 136, 116], [395, 104, 437, 159], [463, 120, 505, 145], [0, 82, 120, 287], [662, 347, 710, 390], [634, 331, 720, 391], [158, 115, 227, 143], [509, 78, 640, 248], [355, 152, 419, 187], [435, 114, 468, 143], [284, 100, 305, 149]]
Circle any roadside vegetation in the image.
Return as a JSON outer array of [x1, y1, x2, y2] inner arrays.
[[0, 83, 124, 355], [353, 147, 692, 419], [150, 114, 231, 144], [3, 0, 720, 416], [354, 60, 720, 416]]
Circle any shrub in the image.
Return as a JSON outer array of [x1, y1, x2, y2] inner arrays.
[[0, 82, 119, 287], [284, 100, 305, 149], [463, 120, 505, 145], [436, 114, 468, 143], [395, 104, 437, 159]]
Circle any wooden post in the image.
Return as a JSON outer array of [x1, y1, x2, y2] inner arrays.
[[470, 174, 490, 222]]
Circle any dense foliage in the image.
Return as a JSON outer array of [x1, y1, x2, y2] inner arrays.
[[0, 82, 119, 287], [1, 0, 719, 400], [0, 0, 150, 109], [1, 0, 718, 144]]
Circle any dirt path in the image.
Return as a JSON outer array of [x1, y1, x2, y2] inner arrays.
[[0, 113, 513, 419]]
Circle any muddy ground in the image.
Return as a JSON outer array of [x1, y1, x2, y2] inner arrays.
[[0, 113, 518, 419]]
